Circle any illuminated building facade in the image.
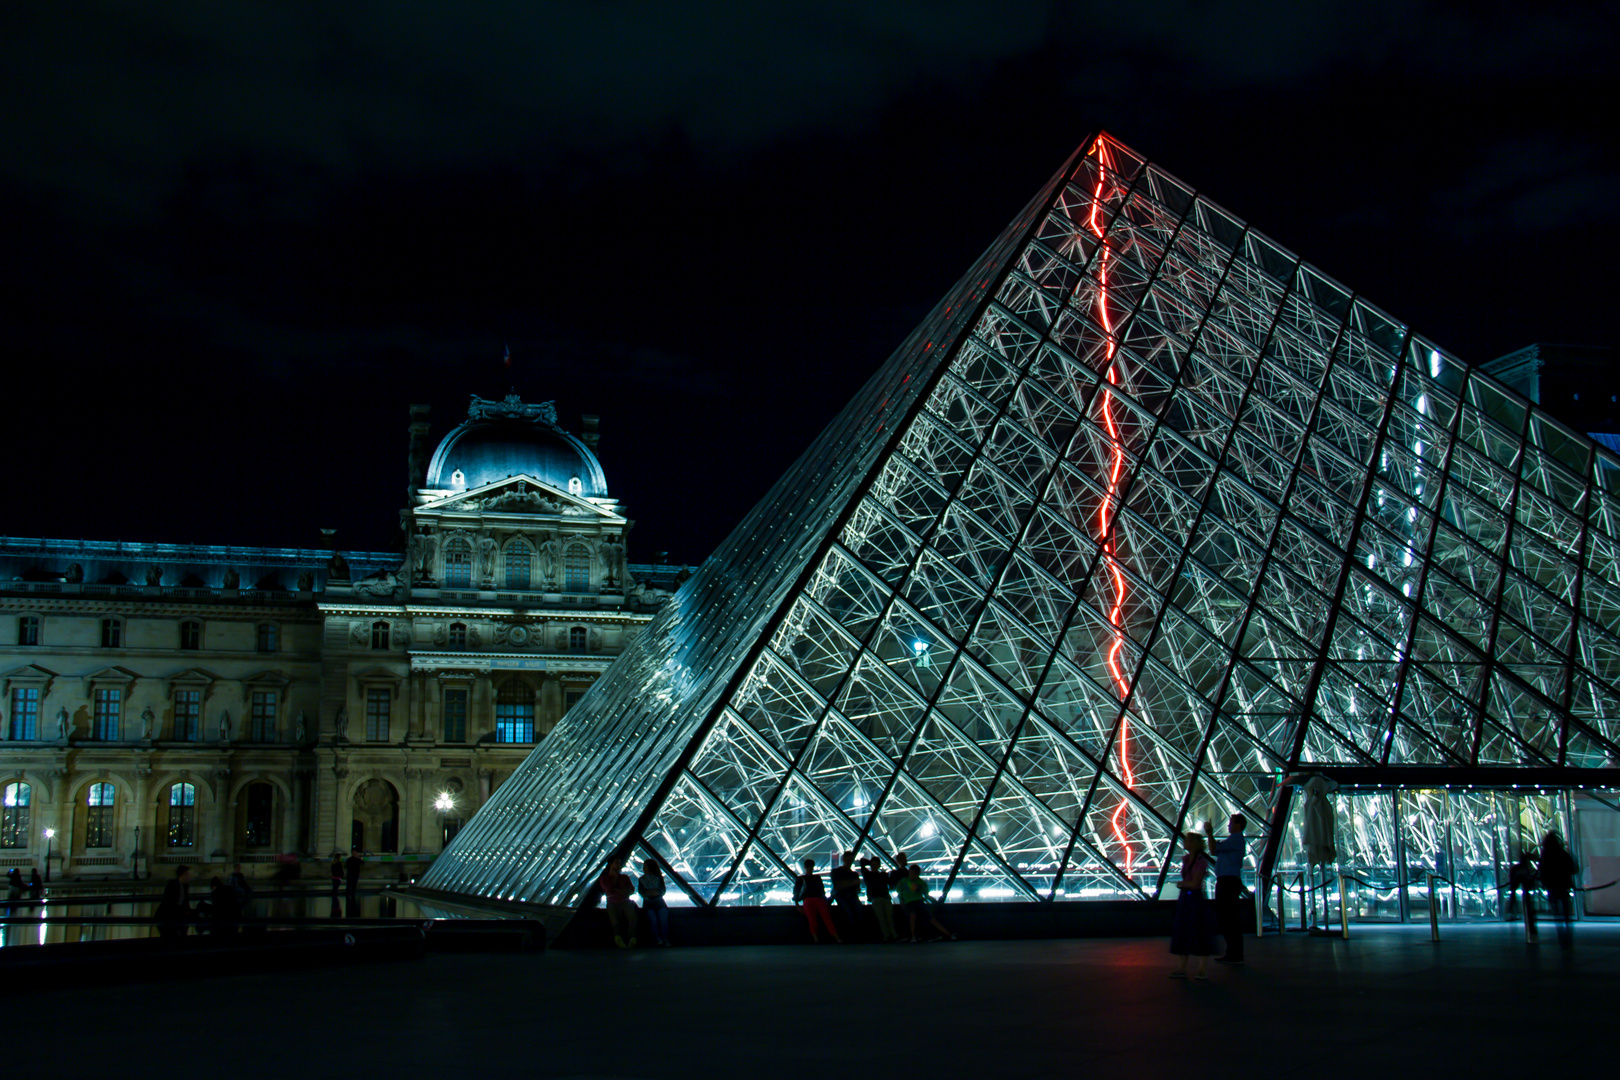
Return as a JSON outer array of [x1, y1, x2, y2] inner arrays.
[[423, 133, 1620, 927], [0, 396, 689, 880]]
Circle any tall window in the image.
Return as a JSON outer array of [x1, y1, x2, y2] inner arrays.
[[1, 783, 29, 848], [93, 688, 121, 740], [244, 783, 273, 847], [448, 622, 467, 649], [565, 689, 586, 714], [569, 626, 587, 651], [371, 621, 390, 650], [256, 623, 278, 653], [442, 688, 468, 743], [100, 618, 122, 648], [174, 690, 201, 741], [167, 783, 195, 847], [85, 782, 115, 848], [250, 691, 277, 741], [443, 537, 472, 588], [506, 540, 532, 590], [179, 619, 202, 650], [9, 688, 39, 740], [17, 615, 39, 647], [564, 545, 590, 592], [365, 688, 390, 742], [495, 683, 534, 743]]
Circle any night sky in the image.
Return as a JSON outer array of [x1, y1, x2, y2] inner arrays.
[[5, 4, 1614, 563]]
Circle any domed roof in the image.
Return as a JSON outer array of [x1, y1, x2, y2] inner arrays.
[[425, 394, 607, 497]]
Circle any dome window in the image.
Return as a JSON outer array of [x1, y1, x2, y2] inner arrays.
[[568, 476, 583, 496], [450, 469, 466, 490]]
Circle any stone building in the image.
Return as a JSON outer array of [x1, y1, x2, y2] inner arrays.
[[0, 394, 694, 881]]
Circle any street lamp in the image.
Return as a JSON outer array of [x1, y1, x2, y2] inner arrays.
[[433, 791, 458, 848], [43, 828, 55, 884]]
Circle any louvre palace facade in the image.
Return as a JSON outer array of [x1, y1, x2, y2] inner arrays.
[[0, 394, 692, 881]]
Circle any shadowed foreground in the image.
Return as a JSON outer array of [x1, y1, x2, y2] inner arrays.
[[37, 924, 1615, 1077]]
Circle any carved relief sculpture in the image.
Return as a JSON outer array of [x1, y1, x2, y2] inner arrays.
[[222, 567, 240, 589], [145, 564, 163, 586], [477, 536, 499, 583]]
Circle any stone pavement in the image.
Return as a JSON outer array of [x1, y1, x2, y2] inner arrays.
[[37, 922, 1615, 1077]]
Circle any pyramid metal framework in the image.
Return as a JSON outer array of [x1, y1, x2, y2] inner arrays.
[[421, 132, 1620, 913]]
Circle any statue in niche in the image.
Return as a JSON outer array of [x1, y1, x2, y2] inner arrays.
[[145, 565, 163, 586], [415, 533, 437, 578], [136, 705, 154, 740], [538, 540, 559, 585], [466, 626, 482, 648], [56, 707, 69, 741], [334, 704, 348, 737], [328, 550, 351, 581], [600, 536, 628, 588], [294, 711, 307, 742], [477, 536, 499, 582], [222, 568, 240, 589], [297, 570, 314, 591], [65, 563, 83, 584], [218, 710, 232, 743]]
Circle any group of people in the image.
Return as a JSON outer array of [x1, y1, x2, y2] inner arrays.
[[595, 856, 672, 947], [154, 864, 257, 936], [4, 867, 45, 912], [796, 851, 956, 944], [1504, 831, 1581, 949]]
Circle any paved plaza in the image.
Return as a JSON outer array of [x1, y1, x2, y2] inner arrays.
[[35, 922, 1616, 1077]]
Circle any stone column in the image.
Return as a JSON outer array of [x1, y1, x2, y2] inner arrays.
[[132, 766, 151, 878], [209, 767, 233, 863]]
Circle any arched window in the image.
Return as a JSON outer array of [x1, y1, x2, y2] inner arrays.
[[9, 688, 39, 740], [1, 782, 30, 848], [100, 618, 122, 648], [495, 682, 535, 744], [250, 691, 277, 741], [506, 540, 532, 590], [449, 622, 467, 649], [371, 621, 390, 650], [569, 626, 586, 651], [443, 537, 473, 588], [179, 619, 202, 650], [17, 615, 40, 647], [85, 782, 115, 848], [166, 783, 195, 848], [568, 476, 583, 496], [243, 782, 273, 848], [564, 544, 590, 593], [256, 622, 278, 653]]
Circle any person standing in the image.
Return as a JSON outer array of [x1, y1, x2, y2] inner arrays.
[[829, 850, 864, 939], [1537, 831, 1578, 950], [597, 856, 639, 948], [329, 853, 344, 897], [794, 858, 841, 944], [861, 857, 898, 942], [26, 868, 43, 905], [155, 865, 193, 938], [896, 864, 956, 942], [1170, 832, 1217, 979], [638, 858, 671, 946], [344, 847, 364, 916], [1211, 815, 1248, 965], [1505, 850, 1539, 934]]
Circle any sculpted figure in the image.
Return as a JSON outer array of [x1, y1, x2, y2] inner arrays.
[[145, 565, 163, 586], [478, 536, 499, 581], [294, 711, 307, 742], [56, 707, 69, 741], [218, 711, 232, 743], [538, 540, 559, 585], [137, 705, 154, 740], [297, 570, 314, 591], [222, 568, 240, 589], [65, 563, 83, 584]]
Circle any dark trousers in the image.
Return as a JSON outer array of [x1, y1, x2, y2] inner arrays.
[[834, 893, 863, 937], [1215, 876, 1244, 961]]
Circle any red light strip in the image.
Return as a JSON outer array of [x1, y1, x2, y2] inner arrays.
[[1085, 141, 1137, 879]]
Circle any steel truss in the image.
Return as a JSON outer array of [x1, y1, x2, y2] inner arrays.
[[421, 133, 1620, 916]]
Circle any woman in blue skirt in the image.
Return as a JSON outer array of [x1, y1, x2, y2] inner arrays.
[[1170, 830, 1218, 979]]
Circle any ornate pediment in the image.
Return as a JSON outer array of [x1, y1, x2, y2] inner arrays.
[[416, 475, 623, 521], [1, 663, 56, 691], [83, 665, 140, 685]]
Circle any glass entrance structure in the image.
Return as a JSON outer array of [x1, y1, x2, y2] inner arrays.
[[420, 132, 1620, 923]]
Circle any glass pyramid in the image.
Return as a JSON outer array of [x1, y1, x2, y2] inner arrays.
[[421, 132, 1620, 915]]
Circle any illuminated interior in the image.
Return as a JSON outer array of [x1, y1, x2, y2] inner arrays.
[[421, 132, 1620, 918]]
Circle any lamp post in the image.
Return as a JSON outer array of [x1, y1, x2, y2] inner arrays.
[[43, 828, 55, 884], [433, 791, 457, 849], [132, 824, 141, 880]]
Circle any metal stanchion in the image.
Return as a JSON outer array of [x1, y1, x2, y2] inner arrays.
[[1427, 871, 1440, 941], [1255, 879, 1266, 938], [1338, 872, 1350, 938]]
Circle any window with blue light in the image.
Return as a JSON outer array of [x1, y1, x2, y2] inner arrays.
[[1, 783, 29, 848], [495, 682, 534, 743], [167, 782, 195, 847], [565, 545, 589, 592], [93, 689, 120, 740], [9, 688, 38, 741], [444, 537, 472, 588], [256, 622, 278, 653], [449, 622, 467, 649]]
